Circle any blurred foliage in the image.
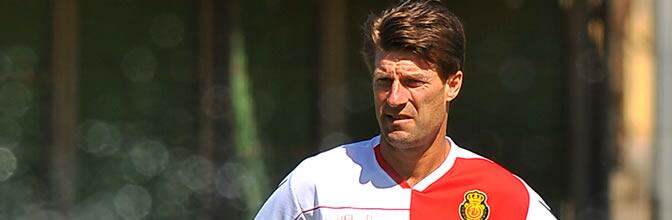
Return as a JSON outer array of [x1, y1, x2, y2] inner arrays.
[[0, 0, 569, 219]]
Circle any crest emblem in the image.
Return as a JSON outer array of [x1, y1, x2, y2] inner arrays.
[[459, 190, 489, 220]]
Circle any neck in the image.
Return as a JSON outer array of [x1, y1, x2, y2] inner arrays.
[[379, 124, 450, 187]]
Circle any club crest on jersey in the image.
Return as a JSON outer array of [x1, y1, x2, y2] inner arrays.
[[459, 190, 490, 220]]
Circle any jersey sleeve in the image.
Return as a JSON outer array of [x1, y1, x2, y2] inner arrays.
[[255, 157, 319, 220], [254, 173, 305, 220]]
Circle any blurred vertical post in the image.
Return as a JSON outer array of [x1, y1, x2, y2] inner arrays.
[[199, 0, 216, 164], [227, 0, 269, 217], [611, 0, 655, 219], [654, 0, 672, 218], [568, 0, 612, 219], [318, 0, 347, 149], [51, 0, 79, 212], [198, 0, 223, 218]]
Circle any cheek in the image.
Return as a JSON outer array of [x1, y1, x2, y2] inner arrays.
[[415, 90, 446, 113], [373, 91, 387, 104], [372, 94, 384, 111]]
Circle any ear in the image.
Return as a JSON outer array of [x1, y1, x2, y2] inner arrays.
[[444, 70, 463, 102]]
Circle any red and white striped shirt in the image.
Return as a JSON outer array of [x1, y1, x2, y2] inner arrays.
[[255, 136, 556, 220]]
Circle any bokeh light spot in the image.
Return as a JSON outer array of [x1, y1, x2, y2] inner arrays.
[[0, 148, 17, 181], [149, 13, 185, 48], [74, 192, 120, 220], [0, 81, 33, 117], [214, 162, 244, 200], [154, 176, 190, 206], [77, 120, 122, 157], [121, 48, 157, 83], [5, 45, 38, 78], [0, 116, 22, 147], [130, 139, 170, 178], [114, 185, 152, 220], [153, 201, 189, 219], [177, 156, 214, 191]]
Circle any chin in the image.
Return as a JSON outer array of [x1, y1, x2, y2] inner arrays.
[[383, 131, 418, 149]]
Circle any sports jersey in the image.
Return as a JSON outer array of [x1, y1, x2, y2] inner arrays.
[[255, 136, 557, 220]]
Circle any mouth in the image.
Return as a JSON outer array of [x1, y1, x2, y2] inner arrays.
[[385, 113, 413, 123]]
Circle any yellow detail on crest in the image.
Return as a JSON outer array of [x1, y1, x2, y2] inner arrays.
[[459, 190, 490, 220]]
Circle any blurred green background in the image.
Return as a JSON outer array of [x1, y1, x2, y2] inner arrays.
[[0, 0, 626, 219]]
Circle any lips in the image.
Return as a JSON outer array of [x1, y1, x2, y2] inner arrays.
[[387, 114, 412, 120], [385, 113, 413, 124], [382, 106, 414, 124]]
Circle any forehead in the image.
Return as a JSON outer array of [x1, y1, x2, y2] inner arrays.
[[374, 51, 434, 72]]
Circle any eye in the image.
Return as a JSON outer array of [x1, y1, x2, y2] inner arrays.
[[404, 79, 425, 88], [374, 78, 393, 88]]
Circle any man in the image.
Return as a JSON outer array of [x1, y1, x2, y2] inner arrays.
[[256, 0, 557, 219]]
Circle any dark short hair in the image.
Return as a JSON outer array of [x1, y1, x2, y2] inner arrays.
[[362, 0, 466, 79]]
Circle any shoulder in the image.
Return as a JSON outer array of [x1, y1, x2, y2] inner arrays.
[[445, 145, 531, 216], [447, 143, 555, 219], [450, 145, 525, 187], [255, 137, 380, 220], [285, 136, 378, 187]]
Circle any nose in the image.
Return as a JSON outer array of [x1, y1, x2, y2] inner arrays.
[[386, 79, 409, 107]]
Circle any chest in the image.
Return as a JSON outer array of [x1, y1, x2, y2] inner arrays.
[[301, 172, 528, 220]]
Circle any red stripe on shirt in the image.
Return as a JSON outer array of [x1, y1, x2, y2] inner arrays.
[[409, 157, 530, 219], [374, 145, 411, 189]]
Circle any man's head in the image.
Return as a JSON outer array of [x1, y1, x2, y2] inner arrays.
[[362, 0, 465, 80], [362, 0, 465, 149]]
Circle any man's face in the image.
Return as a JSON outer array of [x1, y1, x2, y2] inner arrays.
[[372, 51, 461, 149]]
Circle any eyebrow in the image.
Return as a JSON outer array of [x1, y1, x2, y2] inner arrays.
[[372, 70, 432, 81], [403, 71, 432, 80], [373, 69, 391, 76]]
